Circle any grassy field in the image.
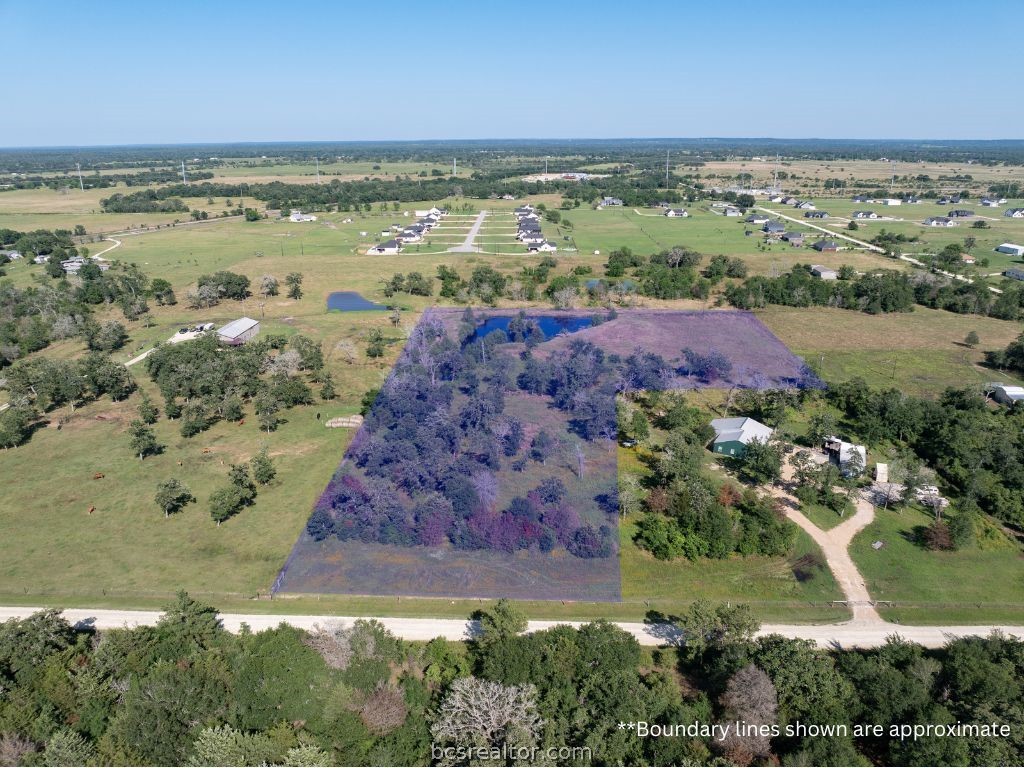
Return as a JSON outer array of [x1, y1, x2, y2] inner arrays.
[[850, 506, 1024, 625], [757, 305, 1024, 396]]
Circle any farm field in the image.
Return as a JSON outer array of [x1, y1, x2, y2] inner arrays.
[[757, 304, 1024, 396]]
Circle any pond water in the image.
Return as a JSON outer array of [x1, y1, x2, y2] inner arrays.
[[468, 314, 594, 343], [327, 291, 387, 311]]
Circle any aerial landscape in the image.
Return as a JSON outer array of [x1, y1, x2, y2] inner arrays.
[[2, 1, 1024, 766]]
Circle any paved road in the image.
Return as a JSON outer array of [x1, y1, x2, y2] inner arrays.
[[447, 210, 487, 252], [0, 606, 1021, 649], [756, 206, 886, 252]]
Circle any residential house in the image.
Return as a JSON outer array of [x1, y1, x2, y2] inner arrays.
[[1005, 268, 1024, 281], [995, 243, 1024, 257], [532, 241, 558, 253], [519, 233, 545, 245], [805, 210, 829, 219], [851, 194, 870, 203], [782, 231, 805, 245], [763, 221, 785, 235], [924, 216, 957, 227], [0, 249, 21, 260], [745, 213, 770, 224], [768, 194, 785, 203], [980, 198, 1000, 207], [1005, 208, 1024, 218], [396, 231, 422, 243], [812, 239, 839, 252], [811, 265, 838, 280], [289, 211, 317, 222], [949, 209, 975, 218], [824, 436, 867, 476], [852, 210, 879, 219], [665, 208, 689, 218], [880, 198, 902, 206], [795, 201, 816, 210], [709, 417, 774, 457], [904, 195, 920, 204], [782, 196, 799, 206], [217, 317, 260, 346], [601, 197, 624, 206], [368, 240, 402, 255], [413, 207, 443, 217], [723, 207, 742, 217]]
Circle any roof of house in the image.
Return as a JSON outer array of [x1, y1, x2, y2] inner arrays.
[[218, 317, 259, 339], [997, 243, 1024, 250], [783, 231, 804, 239], [811, 264, 837, 274], [994, 385, 1024, 400], [813, 239, 838, 249], [825, 436, 867, 467], [710, 417, 773, 446], [764, 221, 785, 231]]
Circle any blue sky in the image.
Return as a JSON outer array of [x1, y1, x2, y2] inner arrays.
[[2, 0, 1020, 147]]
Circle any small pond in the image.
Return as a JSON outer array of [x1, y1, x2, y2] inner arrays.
[[467, 314, 594, 343], [327, 291, 388, 311]]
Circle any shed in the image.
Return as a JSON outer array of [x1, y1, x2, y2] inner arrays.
[[217, 317, 260, 345], [991, 385, 1024, 406], [995, 243, 1024, 257], [811, 265, 838, 280]]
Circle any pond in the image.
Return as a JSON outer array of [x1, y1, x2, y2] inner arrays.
[[327, 291, 388, 311], [467, 314, 594, 343]]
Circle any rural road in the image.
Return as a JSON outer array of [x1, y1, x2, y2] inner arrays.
[[447, 210, 487, 252], [0, 606, 1021, 650], [756, 206, 886, 252]]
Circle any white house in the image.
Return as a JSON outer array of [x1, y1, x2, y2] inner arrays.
[[852, 211, 879, 219], [601, 197, 624, 206], [289, 211, 317, 222], [723, 207, 742, 217], [880, 198, 903, 206], [665, 208, 689, 218], [1004, 208, 1024, 218], [745, 213, 770, 224], [414, 207, 443, 218], [0, 249, 21, 260], [535, 241, 558, 252], [217, 317, 260, 345], [795, 201, 816, 210], [811, 265, 838, 280], [368, 240, 402, 255], [396, 231, 422, 243], [996, 243, 1024, 257], [924, 217, 957, 227]]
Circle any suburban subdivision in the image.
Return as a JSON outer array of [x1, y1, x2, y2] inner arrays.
[[3, 3, 1024, 766]]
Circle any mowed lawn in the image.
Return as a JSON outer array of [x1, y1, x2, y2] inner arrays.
[[850, 507, 1024, 625], [757, 304, 1024, 396]]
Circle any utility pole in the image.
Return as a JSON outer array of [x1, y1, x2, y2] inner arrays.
[[181, 160, 188, 184], [545, 156, 548, 175], [315, 156, 320, 184], [665, 149, 670, 189], [890, 160, 897, 192], [75, 163, 84, 191], [453, 157, 457, 176]]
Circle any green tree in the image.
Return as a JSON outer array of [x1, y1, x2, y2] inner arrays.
[[41, 728, 97, 767], [366, 329, 386, 359], [209, 485, 245, 525], [965, 331, 980, 348], [250, 448, 276, 486], [741, 438, 783, 484], [674, 599, 759, 662], [319, 372, 336, 400], [137, 393, 159, 424], [254, 391, 281, 433], [128, 419, 160, 459], [477, 599, 528, 645], [285, 272, 304, 300], [155, 478, 194, 518]]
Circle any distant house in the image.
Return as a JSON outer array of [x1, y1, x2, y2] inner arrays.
[[710, 417, 774, 457], [289, 211, 317, 222], [782, 231, 805, 245], [811, 264, 838, 280], [665, 208, 689, 218], [519, 233, 545, 245], [937, 195, 962, 205], [991, 385, 1024, 406], [980, 198, 1000, 207], [961, 254, 976, 264], [880, 198, 902, 206], [745, 213, 770, 224], [949, 209, 975, 218], [852, 210, 879, 219], [824, 436, 867, 476], [804, 210, 829, 219], [795, 201, 816, 210], [1006, 208, 1024, 218], [368, 240, 402, 255], [217, 317, 260, 346], [723, 206, 742, 217], [924, 216, 957, 227], [1004, 268, 1024, 281], [396, 231, 422, 243], [0, 249, 21, 260], [904, 195, 920, 204], [535, 241, 558, 252], [782, 196, 799, 206], [812, 239, 839, 252], [996, 243, 1024, 257], [601, 197, 624, 207], [851, 194, 870, 203], [768, 194, 785, 203], [763, 221, 785, 235], [414, 207, 443, 217]]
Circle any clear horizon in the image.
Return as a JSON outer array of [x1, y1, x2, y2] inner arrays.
[[2, 0, 1022, 146]]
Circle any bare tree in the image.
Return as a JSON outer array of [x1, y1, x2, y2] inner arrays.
[[551, 286, 579, 310], [716, 664, 778, 765], [304, 624, 353, 670], [357, 683, 408, 735], [431, 677, 544, 752], [0, 733, 36, 767], [571, 441, 586, 478], [335, 340, 358, 365]]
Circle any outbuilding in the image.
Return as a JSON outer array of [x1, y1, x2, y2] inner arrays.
[[811, 265, 838, 280], [996, 243, 1024, 257], [217, 317, 260, 345]]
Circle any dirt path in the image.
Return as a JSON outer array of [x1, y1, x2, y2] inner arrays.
[[768, 458, 881, 621]]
